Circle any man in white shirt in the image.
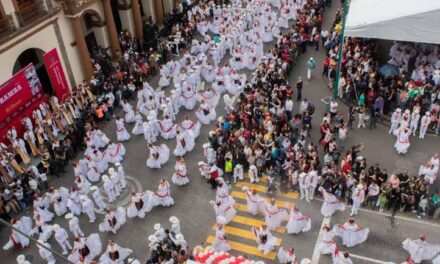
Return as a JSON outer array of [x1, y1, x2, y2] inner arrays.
[[285, 98, 293, 120]]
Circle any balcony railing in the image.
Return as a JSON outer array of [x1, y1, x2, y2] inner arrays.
[[15, 0, 53, 28], [58, 0, 98, 16], [0, 15, 17, 39]]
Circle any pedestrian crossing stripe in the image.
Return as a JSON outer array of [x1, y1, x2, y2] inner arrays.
[[231, 192, 290, 209], [243, 173, 269, 182], [230, 215, 286, 233], [235, 181, 299, 199], [211, 225, 282, 246], [206, 235, 277, 260]]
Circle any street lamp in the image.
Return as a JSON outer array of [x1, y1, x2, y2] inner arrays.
[[333, 0, 348, 99]]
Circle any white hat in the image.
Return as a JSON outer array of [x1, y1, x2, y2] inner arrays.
[[176, 234, 184, 241], [102, 175, 109, 181], [198, 161, 206, 166], [90, 186, 98, 191], [52, 224, 60, 231], [217, 116, 224, 122], [235, 164, 242, 168], [209, 131, 216, 136], [65, 213, 73, 220], [148, 235, 156, 242], [169, 216, 178, 223], [108, 168, 115, 174], [357, 184, 363, 189], [150, 110, 156, 116], [154, 223, 161, 230], [170, 89, 176, 94], [396, 108, 401, 113], [426, 111, 431, 115], [115, 162, 121, 167], [301, 259, 311, 264], [203, 143, 210, 148], [147, 115, 153, 121], [16, 255, 25, 263], [223, 94, 230, 100]]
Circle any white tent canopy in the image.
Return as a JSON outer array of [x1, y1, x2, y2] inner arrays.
[[345, 0, 440, 44]]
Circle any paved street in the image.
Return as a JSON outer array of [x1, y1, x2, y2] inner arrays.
[[1, 2, 440, 264]]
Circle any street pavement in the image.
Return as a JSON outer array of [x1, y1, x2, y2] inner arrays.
[[1, 2, 440, 264]]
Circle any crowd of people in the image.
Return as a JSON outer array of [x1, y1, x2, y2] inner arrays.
[[1, 0, 440, 263], [321, 9, 440, 141]]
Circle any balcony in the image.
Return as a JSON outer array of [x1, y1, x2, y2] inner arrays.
[[15, 0, 55, 28], [57, 0, 99, 16], [0, 15, 17, 40], [0, 0, 60, 44]]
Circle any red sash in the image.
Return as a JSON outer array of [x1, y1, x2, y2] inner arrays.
[[176, 172, 187, 178], [158, 122, 174, 132], [179, 121, 196, 130], [110, 144, 121, 157]]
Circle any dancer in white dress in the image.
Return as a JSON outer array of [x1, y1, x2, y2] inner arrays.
[[319, 187, 345, 217], [142, 120, 157, 145], [211, 220, 231, 252], [252, 224, 277, 256], [67, 234, 102, 263], [157, 115, 176, 139], [402, 235, 440, 263], [263, 199, 288, 231], [3, 217, 33, 250], [122, 100, 135, 123], [242, 186, 263, 215], [127, 191, 150, 219], [99, 240, 132, 264], [233, 164, 243, 183], [332, 248, 354, 264], [196, 100, 216, 125], [146, 179, 174, 211], [393, 126, 411, 154], [178, 115, 201, 138], [115, 117, 131, 141], [131, 111, 144, 135], [333, 218, 369, 248], [169, 216, 181, 235], [106, 141, 125, 164], [210, 199, 236, 225], [286, 206, 312, 234], [173, 129, 195, 156], [277, 247, 298, 264], [98, 207, 126, 234], [172, 158, 189, 186], [319, 225, 336, 255], [146, 144, 169, 169]]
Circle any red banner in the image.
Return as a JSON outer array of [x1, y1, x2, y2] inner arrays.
[[43, 48, 70, 102], [0, 64, 45, 143]]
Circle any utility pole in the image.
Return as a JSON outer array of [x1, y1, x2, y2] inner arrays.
[[333, 0, 348, 99], [0, 218, 74, 263]]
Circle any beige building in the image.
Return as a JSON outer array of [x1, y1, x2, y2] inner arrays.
[[0, 0, 177, 92]]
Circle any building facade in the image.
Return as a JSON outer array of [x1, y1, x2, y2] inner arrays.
[[0, 0, 176, 93]]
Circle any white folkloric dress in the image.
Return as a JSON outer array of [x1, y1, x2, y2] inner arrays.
[[116, 119, 131, 142], [157, 118, 176, 140], [197, 90, 220, 108], [242, 187, 263, 215], [172, 162, 189, 186], [178, 119, 201, 138], [123, 102, 135, 123], [132, 113, 144, 135], [332, 222, 369, 248], [98, 207, 126, 234], [196, 103, 216, 125], [147, 146, 162, 169], [321, 191, 345, 217], [147, 181, 174, 210], [319, 229, 337, 255], [402, 238, 440, 263], [263, 202, 288, 231], [286, 208, 312, 234], [393, 128, 411, 154], [211, 228, 231, 252], [67, 234, 102, 263], [99, 243, 133, 264], [277, 247, 297, 264], [253, 227, 277, 256], [127, 192, 150, 219]]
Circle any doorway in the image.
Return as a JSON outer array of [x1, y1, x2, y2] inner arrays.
[[13, 48, 54, 96], [84, 31, 98, 54]]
